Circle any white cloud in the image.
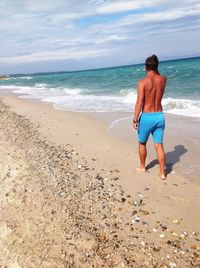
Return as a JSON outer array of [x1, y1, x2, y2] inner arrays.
[[96, 0, 151, 14], [0, 0, 199, 73], [0, 48, 109, 64], [118, 4, 200, 26]]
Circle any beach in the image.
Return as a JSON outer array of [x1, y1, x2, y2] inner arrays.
[[1, 0, 200, 264], [0, 93, 200, 267]]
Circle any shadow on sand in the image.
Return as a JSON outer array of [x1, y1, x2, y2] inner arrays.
[[146, 145, 188, 175]]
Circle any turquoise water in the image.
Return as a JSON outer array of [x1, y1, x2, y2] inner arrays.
[[0, 57, 200, 117]]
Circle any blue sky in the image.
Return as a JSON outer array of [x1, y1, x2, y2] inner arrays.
[[0, 0, 200, 74]]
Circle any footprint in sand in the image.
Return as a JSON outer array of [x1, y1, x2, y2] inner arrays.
[[165, 194, 189, 203], [7, 261, 21, 268], [0, 222, 12, 240]]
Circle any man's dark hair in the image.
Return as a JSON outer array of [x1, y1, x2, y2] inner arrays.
[[145, 54, 159, 71]]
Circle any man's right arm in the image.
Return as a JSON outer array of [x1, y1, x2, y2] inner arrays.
[[133, 80, 145, 129]]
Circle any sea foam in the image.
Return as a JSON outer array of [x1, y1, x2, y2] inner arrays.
[[1, 84, 200, 117]]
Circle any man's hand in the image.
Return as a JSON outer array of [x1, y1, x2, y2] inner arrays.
[[133, 120, 138, 130]]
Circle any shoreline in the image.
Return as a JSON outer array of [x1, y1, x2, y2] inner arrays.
[[0, 93, 200, 266], [1, 88, 200, 183], [1, 86, 200, 182]]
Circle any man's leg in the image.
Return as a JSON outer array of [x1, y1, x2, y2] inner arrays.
[[137, 142, 147, 172], [154, 143, 166, 179]]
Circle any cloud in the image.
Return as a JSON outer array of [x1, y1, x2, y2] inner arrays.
[[96, 0, 152, 14], [119, 3, 200, 26], [0, 0, 199, 73], [0, 48, 109, 64]]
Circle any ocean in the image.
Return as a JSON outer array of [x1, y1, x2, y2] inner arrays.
[[0, 57, 200, 118]]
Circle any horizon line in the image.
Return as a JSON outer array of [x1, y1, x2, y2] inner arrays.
[[6, 55, 200, 77]]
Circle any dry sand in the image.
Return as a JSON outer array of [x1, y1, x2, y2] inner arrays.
[[0, 95, 200, 267]]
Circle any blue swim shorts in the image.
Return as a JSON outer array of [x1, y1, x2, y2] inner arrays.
[[138, 112, 165, 144]]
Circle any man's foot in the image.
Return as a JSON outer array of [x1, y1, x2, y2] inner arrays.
[[136, 166, 147, 173], [159, 173, 166, 180]]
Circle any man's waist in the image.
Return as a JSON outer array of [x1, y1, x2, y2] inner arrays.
[[141, 111, 164, 116]]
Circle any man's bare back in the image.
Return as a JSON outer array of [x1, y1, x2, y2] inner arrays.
[[137, 71, 167, 113]]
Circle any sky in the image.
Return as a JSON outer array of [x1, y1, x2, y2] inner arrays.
[[0, 0, 200, 74]]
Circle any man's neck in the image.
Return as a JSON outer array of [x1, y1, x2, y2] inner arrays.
[[147, 70, 157, 76], [147, 70, 160, 77]]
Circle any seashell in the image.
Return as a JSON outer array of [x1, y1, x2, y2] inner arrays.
[[172, 219, 180, 224], [99, 233, 107, 241], [183, 231, 188, 237], [190, 244, 198, 250], [135, 216, 141, 222], [142, 221, 148, 227], [180, 233, 185, 239], [138, 192, 143, 198], [152, 228, 157, 232], [160, 233, 166, 238], [132, 210, 137, 216], [141, 210, 149, 215], [161, 225, 168, 231], [153, 246, 161, 252], [169, 262, 176, 268], [141, 241, 146, 246], [172, 232, 178, 237]]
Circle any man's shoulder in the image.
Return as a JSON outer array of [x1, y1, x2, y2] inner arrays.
[[138, 77, 147, 84], [159, 75, 167, 81]]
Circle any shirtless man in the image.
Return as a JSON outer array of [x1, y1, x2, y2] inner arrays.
[[133, 55, 167, 179]]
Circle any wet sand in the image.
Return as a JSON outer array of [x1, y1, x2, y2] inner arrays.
[[92, 111, 200, 184], [0, 95, 200, 267]]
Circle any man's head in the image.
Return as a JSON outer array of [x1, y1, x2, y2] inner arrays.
[[145, 54, 159, 71]]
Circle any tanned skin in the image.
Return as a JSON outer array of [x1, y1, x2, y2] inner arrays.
[[133, 68, 167, 179]]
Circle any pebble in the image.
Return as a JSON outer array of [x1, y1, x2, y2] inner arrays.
[[144, 187, 149, 191], [131, 216, 141, 224], [160, 233, 166, 238], [169, 262, 176, 268], [141, 210, 149, 215], [137, 193, 143, 198], [153, 246, 161, 252], [180, 233, 186, 239], [183, 231, 188, 237], [135, 216, 141, 222], [172, 219, 180, 224], [172, 232, 178, 237]]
